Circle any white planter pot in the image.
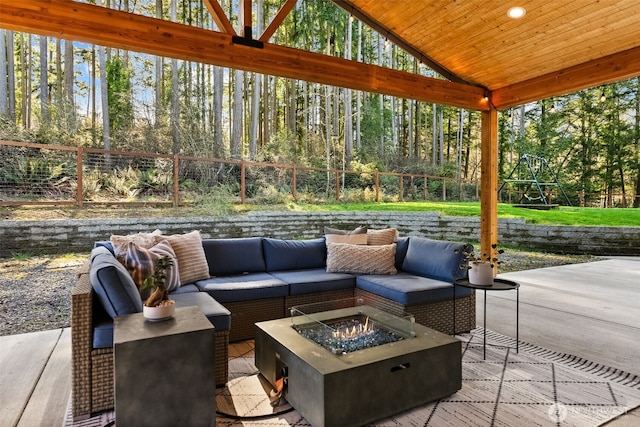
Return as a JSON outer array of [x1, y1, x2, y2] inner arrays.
[[143, 299, 175, 321], [468, 262, 494, 286]]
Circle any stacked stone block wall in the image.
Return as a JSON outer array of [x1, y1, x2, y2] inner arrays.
[[0, 211, 638, 257]]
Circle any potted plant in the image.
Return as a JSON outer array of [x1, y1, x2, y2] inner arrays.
[[458, 243, 504, 286], [141, 255, 176, 321]]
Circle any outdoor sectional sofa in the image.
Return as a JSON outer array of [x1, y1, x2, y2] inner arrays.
[[71, 232, 476, 419]]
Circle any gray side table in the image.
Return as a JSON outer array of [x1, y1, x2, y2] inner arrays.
[[453, 278, 520, 359], [114, 306, 216, 426]]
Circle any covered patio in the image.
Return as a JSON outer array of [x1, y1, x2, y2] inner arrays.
[[2, 0, 640, 258], [1, 1, 640, 425], [2, 258, 639, 425]]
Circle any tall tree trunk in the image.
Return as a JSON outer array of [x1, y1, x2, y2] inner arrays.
[[231, 69, 243, 158], [633, 77, 640, 208], [7, 31, 16, 121], [98, 43, 110, 150], [431, 104, 437, 167], [170, 0, 180, 154], [0, 30, 8, 116], [249, 0, 262, 159], [213, 65, 223, 156], [64, 39, 75, 131], [39, 35, 49, 124], [343, 16, 353, 167], [355, 20, 362, 150], [154, 0, 163, 128]]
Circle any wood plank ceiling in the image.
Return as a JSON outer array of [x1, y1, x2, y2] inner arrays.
[[336, 0, 640, 109], [1, 0, 639, 111]]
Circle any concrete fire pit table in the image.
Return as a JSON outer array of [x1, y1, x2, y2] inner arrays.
[[255, 305, 461, 427]]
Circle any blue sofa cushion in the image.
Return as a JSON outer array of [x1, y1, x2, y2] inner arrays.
[[356, 273, 472, 305], [402, 237, 469, 282], [269, 269, 356, 295], [263, 238, 326, 271], [172, 292, 231, 331], [90, 247, 143, 318], [195, 273, 288, 303], [394, 237, 410, 269], [202, 237, 266, 276], [93, 318, 115, 349]]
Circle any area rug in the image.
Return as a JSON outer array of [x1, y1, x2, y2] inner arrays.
[[64, 329, 640, 426]]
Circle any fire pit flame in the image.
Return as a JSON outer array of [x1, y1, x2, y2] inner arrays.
[[294, 314, 404, 355], [332, 316, 373, 340]]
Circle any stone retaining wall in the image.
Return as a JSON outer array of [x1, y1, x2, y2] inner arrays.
[[0, 211, 638, 257]]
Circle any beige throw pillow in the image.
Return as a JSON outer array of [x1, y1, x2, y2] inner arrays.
[[110, 229, 162, 257], [326, 243, 397, 275], [118, 239, 181, 296], [367, 228, 398, 245], [324, 226, 368, 245], [154, 230, 209, 285]]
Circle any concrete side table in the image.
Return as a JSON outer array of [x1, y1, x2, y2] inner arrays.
[[114, 306, 216, 426]]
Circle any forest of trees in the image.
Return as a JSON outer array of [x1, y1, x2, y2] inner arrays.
[[0, 0, 639, 207]]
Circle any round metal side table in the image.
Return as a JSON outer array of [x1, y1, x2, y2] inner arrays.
[[453, 278, 520, 359]]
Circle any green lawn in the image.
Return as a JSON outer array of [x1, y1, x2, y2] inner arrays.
[[295, 201, 640, 227]]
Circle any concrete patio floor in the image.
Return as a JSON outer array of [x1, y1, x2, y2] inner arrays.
[[1, 258, 638, 426]]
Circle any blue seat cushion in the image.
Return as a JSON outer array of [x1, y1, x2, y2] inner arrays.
[[263, 238, 326, 271], [93, 318, 115, 349], [402, 237, 469, 282], [172, 292, 231, 331], [269, 269, 356, 295], [202, 237, 266, 276], [356, 273, 472, 305], [90, 247, 143, 318], [195, 273, 288, 303], [170, 284, 200, 294]]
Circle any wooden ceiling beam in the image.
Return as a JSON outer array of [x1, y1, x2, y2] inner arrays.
[[492, 45, 640, 110], [259, 0, 297, 43], [0, 0, 488, 111], [202, 0, 236, 36]]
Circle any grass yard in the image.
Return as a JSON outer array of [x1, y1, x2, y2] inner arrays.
[[298, 202, 640, 227], [1, 201, 639, 227]]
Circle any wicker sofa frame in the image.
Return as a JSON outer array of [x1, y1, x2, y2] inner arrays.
[[72, 235, 478, 420], [72, 261, 229, 420]]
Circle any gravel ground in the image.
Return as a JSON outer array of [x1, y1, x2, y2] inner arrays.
[[0, 250, 597, 337]]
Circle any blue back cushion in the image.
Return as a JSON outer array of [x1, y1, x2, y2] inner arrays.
[[90, 247, 142, 318], [394, 237, 410, 269], [402, 237, 470, 282], [262, 238, 327, 271], [202, 237, 266, 276]]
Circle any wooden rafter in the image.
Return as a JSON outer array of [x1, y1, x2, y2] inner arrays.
[[259, 0, 297, 43], [0, 0, 488, 111], [491, 46, 640, 110], [203, 0, 236, 36]]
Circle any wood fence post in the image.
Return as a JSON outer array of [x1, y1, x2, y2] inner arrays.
[[76, 147, 83, 207], [292, 165, 297, 201], [424, 174, 428, 200], [442, 178, 447, 201], [399, 174, 403, 201], [173, 154, 179, 207], [335, 172, 340, 200], [241, 160, 246, 204], [375, 171, 380, 202]]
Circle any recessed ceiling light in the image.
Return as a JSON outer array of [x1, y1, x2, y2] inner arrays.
[[507, 6, 526, 19]]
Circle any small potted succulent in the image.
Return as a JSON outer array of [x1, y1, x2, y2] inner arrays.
[[141, 255, 176, 321], [458, 243, 504, 286]]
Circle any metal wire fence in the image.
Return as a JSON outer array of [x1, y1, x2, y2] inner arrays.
[[5, 139, 630, 208]]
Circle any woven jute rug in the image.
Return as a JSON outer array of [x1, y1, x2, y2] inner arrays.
[[65, 329, 640, 426]]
